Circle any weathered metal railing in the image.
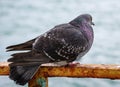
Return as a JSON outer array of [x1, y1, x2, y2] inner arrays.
[[0, 62, 120, 87]]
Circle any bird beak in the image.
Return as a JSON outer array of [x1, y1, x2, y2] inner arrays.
[[91, 22, 95, 26]]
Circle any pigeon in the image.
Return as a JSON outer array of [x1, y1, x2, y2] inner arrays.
[[6, 14, 94, 85]]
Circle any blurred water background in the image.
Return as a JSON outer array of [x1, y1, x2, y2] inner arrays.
[[0, 0, 120, 87]]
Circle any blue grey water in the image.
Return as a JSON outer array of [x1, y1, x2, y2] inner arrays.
[[0, 0, 120, 87]]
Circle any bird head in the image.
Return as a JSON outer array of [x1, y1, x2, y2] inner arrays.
[[79, 14, 94, 25], [70, 14, 95, 27]]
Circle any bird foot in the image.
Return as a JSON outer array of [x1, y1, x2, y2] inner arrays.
[[66, 62, 80, 67]]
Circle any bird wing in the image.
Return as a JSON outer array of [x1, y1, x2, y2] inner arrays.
[[33, 24, 89, 62], [6, 38, 36, 51]]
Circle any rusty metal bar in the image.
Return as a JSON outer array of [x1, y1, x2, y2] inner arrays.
[[1, 62, 120, 87], [0, 62, 10, 75]]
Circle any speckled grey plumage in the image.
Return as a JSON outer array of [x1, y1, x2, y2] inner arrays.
[[6, 14, 94, 85]]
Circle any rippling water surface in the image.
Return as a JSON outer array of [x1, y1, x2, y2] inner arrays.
[[0, 0, 120, 87]]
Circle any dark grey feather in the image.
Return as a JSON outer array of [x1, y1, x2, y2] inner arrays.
[[8, 51, 52, 85], [10, 65, 39, 85], [6, 38, 36, 51]]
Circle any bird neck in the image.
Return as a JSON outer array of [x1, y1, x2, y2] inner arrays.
[[81, 23, 94, 46], [69, 20, 94, 46]]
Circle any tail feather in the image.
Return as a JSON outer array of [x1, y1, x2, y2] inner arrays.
[[8, 51, 33, 62], [6, 38, 36, 51], [8, 51, 50, 63], [6, 37, 52, 85], [10, 65, 40, 85], [8, 51, 51, 85]]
